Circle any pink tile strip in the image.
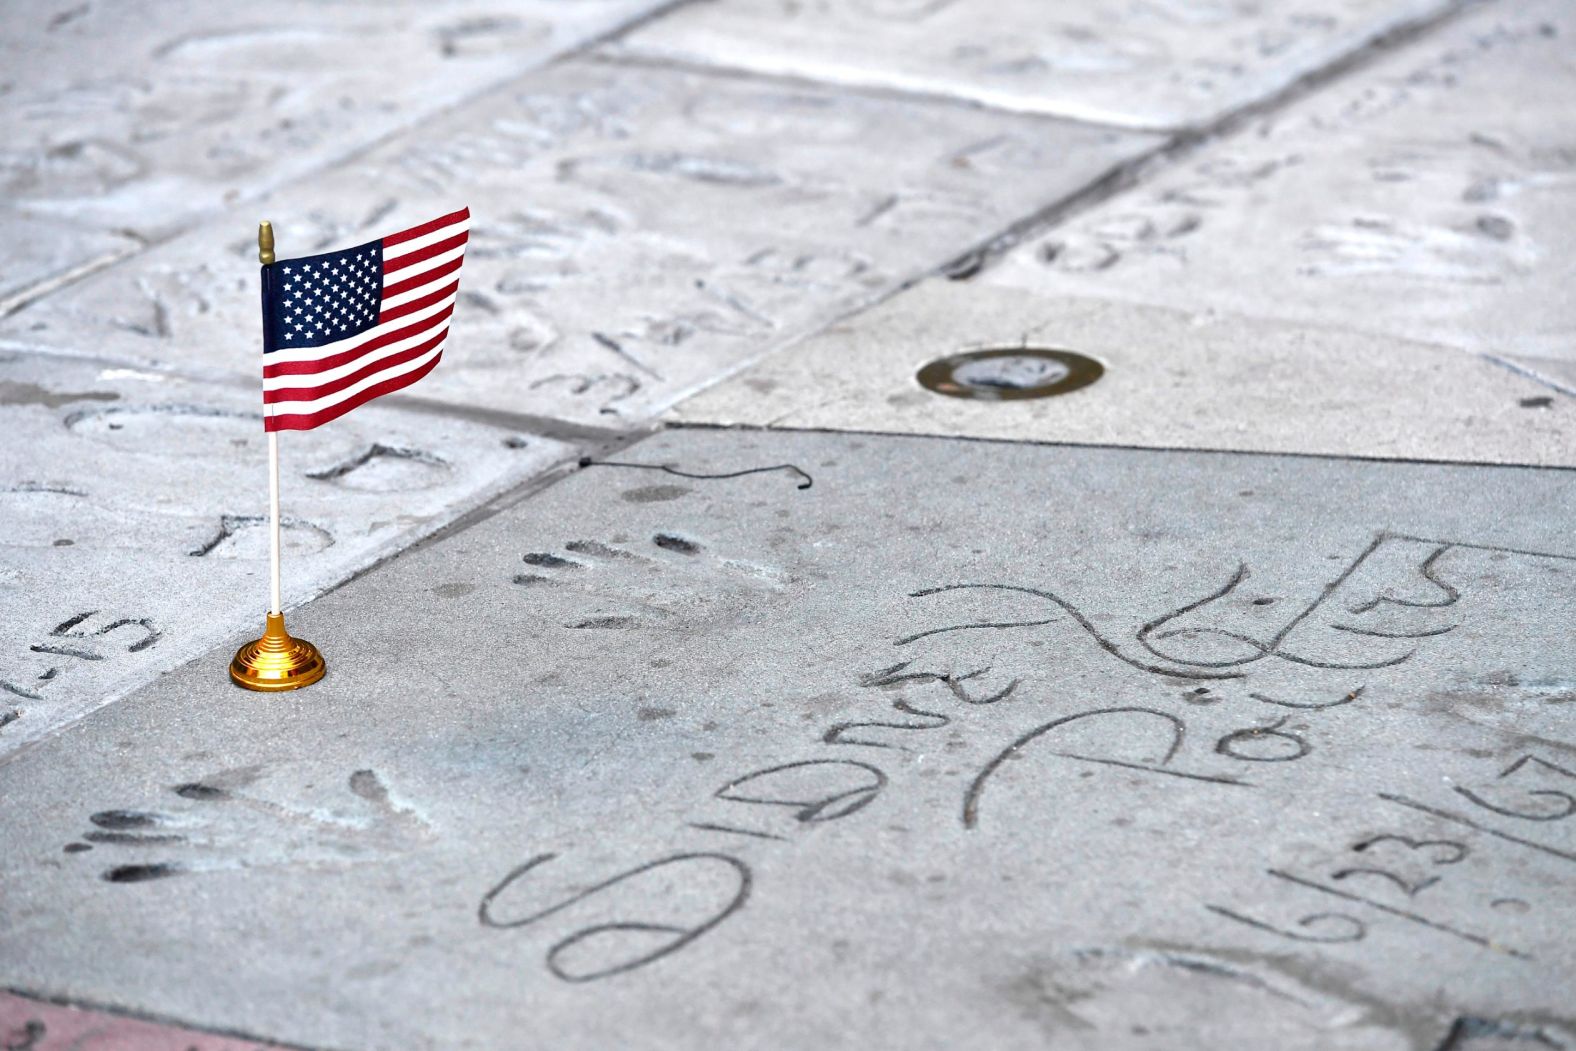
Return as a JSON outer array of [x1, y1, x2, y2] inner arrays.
[[0, 991, 293, 1051]]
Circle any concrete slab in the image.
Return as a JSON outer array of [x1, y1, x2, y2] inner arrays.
[[2, 428, 1572, 1050], [0, 61, 1160, 426], [0, 0, 668, 302], [0, 351, 572, 760], [986, 0, 1576, 363], [669, 281, 1573, 466], [607, 0, 1456, 130]]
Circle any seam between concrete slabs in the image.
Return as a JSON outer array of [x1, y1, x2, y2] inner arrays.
[[0, 426, 650, 774], [312, 425, 658, 595], [7, 417, 1564, 774], [595, 0, 1483, 135], [0, 0, 1474, 357], [0, 94, 1167, 430], [646, 0, 1485, 419], [940, 0, 1485, 271], [663, 420, 1576, 476], [0, 0, 1480, 416]]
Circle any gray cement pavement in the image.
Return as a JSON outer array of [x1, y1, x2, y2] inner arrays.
[[2, 428, 1573, 1050], [985, 0, 1576, 364], [670, 281, 1572, 464], [0, 0, 669, 306], [609, 0, 1457, 128], [0, 61, 1156, 424], [1, 0, 1572, 1047]]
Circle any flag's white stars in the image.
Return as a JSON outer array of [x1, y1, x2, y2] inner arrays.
[[267, 241, 387, 349]]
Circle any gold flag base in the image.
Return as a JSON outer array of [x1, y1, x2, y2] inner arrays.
[[229, 611, 326, 692]]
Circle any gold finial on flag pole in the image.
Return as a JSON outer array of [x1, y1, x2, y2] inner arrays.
[[258, 219, 275, 265], [230, 220, 326, 692]]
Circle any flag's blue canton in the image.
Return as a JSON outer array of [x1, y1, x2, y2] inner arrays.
[[261, 237, 384, 353]]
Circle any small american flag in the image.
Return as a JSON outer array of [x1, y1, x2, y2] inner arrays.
[[260, 207, 469, 431]]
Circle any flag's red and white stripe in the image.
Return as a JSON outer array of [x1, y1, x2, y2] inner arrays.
[[263, 207, 469, 431]]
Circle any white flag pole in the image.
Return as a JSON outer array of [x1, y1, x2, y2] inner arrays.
[[268, 430, 282, 615]]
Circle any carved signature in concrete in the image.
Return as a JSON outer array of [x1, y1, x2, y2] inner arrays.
[[899, 532, 1570, 681], [475, 652, 1307, 984], [479, 528, 1574, 987], [2, 611, 162, 731], [1209, 747, 1576, 963]]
